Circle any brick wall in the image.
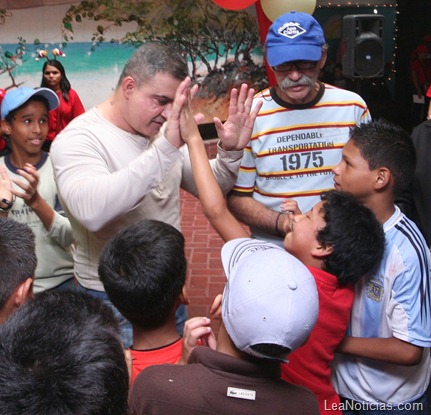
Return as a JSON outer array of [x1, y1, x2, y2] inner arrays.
[[180, 139, 225, 321]]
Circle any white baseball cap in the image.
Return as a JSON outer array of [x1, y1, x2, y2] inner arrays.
[[221, 238, 319, 362]]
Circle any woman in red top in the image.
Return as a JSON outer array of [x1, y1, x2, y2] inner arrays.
[[40, 59, 85, 151]]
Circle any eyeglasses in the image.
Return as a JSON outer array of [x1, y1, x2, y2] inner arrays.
[[272, 61, 318, 72]]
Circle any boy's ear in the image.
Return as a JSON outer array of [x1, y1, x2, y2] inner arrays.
[[311, 242, 333, 258], [179, 284, 190, 306], [209, 293, 223, 319], [13, 278, 34, 307], [0, 278, 33, 324], [1, 119, 11, 136], [374, 167, 391, 190]]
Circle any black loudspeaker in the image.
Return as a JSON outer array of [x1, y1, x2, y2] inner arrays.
[[342, 14, 384, 78]]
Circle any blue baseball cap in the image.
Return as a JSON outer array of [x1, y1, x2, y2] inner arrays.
[[265, 11, 326, 67], [1, 87, 59, 120]]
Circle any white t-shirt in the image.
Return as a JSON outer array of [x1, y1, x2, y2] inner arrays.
[[231, 83, 371, 246]]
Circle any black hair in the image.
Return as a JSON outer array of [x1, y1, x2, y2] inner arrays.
[[41, 59, 71, 101], [0, 290, 129, 414], [0, 218, 36, 309], [317, 190, 385, 285], [251, 343, 291, 361], [98, 219, 187, 329], [349, 119, 416, 196]]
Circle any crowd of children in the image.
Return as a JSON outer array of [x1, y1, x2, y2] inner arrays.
[[0, 15, 430, 414]]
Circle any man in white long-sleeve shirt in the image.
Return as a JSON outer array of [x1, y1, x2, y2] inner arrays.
[[50, 42, 250, 346]]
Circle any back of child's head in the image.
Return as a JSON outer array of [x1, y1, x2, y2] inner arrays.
[[349, 119, 416, 196], [99, 219, 187, 329], [1, 86, 58, 122], [0, 290, 129, 415], [0, 218, 36, 310], [221, 238, 319, 362], [317, 190, 385, 285]]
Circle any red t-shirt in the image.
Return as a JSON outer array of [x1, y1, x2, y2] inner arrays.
[[0, 136, 6, 153], [130, 337, 183, 384], [281, 266, 355, 414]]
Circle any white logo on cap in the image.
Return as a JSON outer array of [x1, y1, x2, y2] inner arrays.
[[278, 22, 306, 39]]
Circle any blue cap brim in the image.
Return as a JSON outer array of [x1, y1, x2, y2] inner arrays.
[[266, 44, 323, 67], [1, 87, 59, 119]]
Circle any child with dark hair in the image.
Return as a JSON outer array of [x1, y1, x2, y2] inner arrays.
[[0, 290, 129, 415], [98, 219, 200, 383], [279, 189, 385, 414], [0, 217, 36, 323], [168, 82, 384, 413], [0, 87, 75, 293], [331, 119, 431, 414]]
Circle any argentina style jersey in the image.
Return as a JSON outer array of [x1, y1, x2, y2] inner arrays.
[[332, 206, 431, 404]]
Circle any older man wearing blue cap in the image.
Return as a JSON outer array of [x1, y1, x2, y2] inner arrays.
[[228, 11, 371, 247]]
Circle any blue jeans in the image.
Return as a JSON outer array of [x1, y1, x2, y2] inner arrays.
[[50, 277, 77, 292], [340, 394, 428, 415], [76, 283, 187, 348]]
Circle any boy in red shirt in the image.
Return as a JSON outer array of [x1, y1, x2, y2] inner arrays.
[[177, 78, 385, 413], [98, 219, 215, 384]]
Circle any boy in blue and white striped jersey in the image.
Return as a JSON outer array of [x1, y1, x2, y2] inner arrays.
[[332, 119, 431, 414]]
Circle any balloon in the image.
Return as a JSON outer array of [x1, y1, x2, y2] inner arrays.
[[212, 0, 258, 11], [260, 0, 316, 22]]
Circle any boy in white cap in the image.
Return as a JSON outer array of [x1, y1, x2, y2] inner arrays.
[[0, 87, 75, 292], [129, 238, 320, 415], [228, 11, 371, 247], [171, 81, 384, 414]]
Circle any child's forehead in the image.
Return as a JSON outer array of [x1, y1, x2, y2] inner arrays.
[[344, 139, 357, 150], [12, 99, 49, 116], [310, 200, 326, 217], [343, 139, 362, 156]]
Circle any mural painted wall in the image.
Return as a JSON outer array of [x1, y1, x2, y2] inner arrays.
[[0, 1, 267, 123], [1, 1, 396, 123]]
